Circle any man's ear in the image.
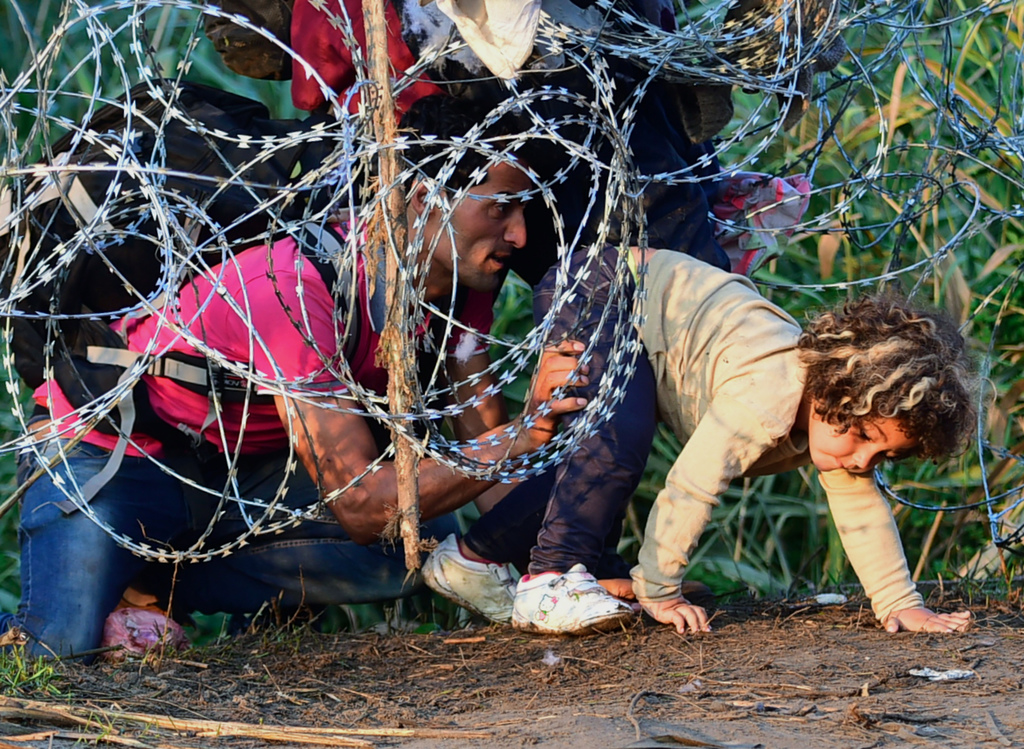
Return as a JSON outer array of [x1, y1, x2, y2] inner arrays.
[[408, 180, 430, 218]]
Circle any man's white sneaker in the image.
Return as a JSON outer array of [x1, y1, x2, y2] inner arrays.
[[512, 564, 635, 635], [422, 534, 517, 623]]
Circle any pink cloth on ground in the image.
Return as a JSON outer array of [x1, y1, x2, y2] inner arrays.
[[100, 607, 189, 661]]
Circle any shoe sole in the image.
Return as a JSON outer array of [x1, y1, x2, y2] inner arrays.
[[511, 609, 635, 636]]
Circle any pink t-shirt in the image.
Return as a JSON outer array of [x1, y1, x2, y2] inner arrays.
[[37, 226, 494, 456]]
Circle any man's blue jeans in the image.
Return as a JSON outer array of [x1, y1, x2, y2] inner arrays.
[[464, 248, 658, 576], [0, 439, 455, 659]]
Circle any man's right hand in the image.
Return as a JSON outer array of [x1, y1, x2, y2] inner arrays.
[[521, 339, 588, 446]]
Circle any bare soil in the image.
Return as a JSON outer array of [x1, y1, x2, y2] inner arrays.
[[3, 593, 1024, 749]]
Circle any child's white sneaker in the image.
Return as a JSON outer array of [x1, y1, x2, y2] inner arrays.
[[512, 564, 635, 635], [422, 534, 517, 623]]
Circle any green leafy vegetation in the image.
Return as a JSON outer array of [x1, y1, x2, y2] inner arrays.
[[0, 1, 1020, 639], [0, 646, 64, 696]]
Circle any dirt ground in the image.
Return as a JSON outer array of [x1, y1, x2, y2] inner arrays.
[[2, 593, 1023, 749]]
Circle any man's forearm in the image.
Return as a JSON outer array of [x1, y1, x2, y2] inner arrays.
[[324, 420, 536, 544], [291, 342, 587, 544]]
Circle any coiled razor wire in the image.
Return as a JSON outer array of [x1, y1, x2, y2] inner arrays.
[[0, 0, 1020, 565]]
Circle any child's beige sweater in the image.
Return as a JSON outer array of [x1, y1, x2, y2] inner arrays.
[[630, 251, 924, 622]]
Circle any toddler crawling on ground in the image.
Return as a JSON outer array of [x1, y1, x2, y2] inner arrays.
[[425, 247, 977, 636]]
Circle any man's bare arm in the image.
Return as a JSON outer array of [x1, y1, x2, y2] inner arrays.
[[276, 341, 587, 544], [448, 351, 508, 440]]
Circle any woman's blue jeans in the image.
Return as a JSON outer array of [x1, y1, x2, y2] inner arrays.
[[464, 248, 658, 576], [0, 440, 455, 659]]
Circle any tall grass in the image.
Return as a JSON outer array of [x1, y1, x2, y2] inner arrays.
[[684, 1, 1024, 595]]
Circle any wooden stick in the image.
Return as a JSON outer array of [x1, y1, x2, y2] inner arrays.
[[3, 730, 175, 749], [0, 696, 492, 742], [626, 690, 654, 741], [0, 740, 40, 749], [1, 732, 60, 742], [361, 0, 421, 571], [0, 482, 24, 521]]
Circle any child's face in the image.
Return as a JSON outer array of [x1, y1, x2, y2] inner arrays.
[[806, 409, 918, 474]]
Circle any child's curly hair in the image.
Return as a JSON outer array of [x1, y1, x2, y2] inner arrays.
[[798, 294, 977, 459]]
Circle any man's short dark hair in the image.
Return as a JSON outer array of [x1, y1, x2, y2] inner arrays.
[[398, 94, 527, 191]]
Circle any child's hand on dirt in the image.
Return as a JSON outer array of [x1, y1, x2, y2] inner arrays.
[[884, 607, 972, 633], [640, 597, 711, 635]]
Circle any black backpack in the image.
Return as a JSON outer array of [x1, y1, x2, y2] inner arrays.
[[0, 79, 350, 446]]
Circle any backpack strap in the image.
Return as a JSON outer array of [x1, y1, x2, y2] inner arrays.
[[74, 350, 214, 502], [78, 365, 139, 502], [0, 162, 116, 287], [296, 220, 362, 364], [67, 345, 150, 502], [86, 345, 268, 402]]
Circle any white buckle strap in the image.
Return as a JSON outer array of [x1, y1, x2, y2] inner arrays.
[[147, 356, 210, 388], [80, 366, 138, 502], [86, 346, 212, 389]]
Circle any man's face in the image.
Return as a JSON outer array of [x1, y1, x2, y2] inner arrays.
[[417, 161, 530, 294], [805, 408, 917, 474]]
